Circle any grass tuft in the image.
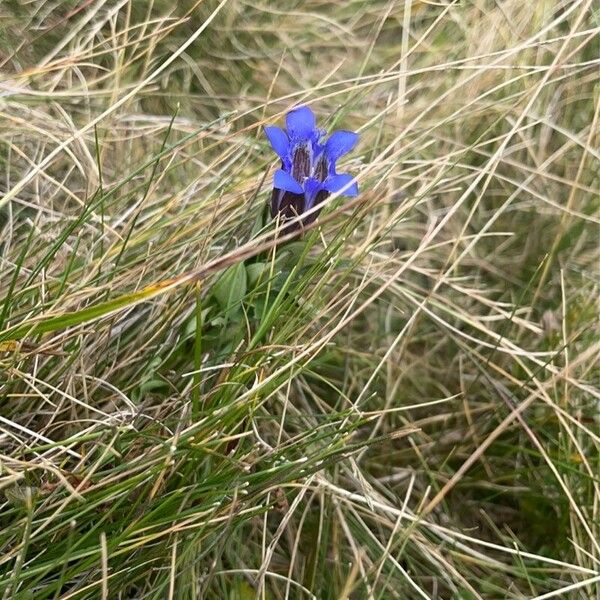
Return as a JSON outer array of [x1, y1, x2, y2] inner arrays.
[[1, 1, 598, 598]]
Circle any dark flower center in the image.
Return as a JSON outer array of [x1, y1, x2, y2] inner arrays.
[[292, 144, 311, 181], [313, 153, 328, 182]]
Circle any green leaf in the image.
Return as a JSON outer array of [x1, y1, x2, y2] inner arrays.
[[246, 262, 269, 288], [275, 241, 306, 267], [182, 307, 212, 339], [212, 263, 247, 316]]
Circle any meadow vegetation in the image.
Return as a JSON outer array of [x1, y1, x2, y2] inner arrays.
[[0, 1, 598, 598]]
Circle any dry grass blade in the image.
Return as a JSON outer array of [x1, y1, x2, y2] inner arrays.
[[0, 1, 598, 598]]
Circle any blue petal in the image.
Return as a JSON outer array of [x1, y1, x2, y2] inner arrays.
[[265, 126, 289, 160], [303, 177, 324, 208], [324, 173, 358, 197], [286, 106, 316, 141], [274, 169, 303, 194], [324, 130, 359, 162]]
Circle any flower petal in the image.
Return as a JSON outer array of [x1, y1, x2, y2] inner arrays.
[[274, 169, 304, 194], [323, 173, 358, 197], [303, 177, 324, 209], [304, 189, 329, 224], [324, 130, 359, 162], [264, 126, 289, 160], [277, 191, 305, 223], [286, 106, 316, 141], [270, 188, 282, 217]]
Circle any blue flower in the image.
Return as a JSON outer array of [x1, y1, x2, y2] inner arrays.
[[265, 106, 359, 226]]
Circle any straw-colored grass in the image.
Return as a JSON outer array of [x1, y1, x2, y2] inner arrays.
[[0, 1, 598, 598]]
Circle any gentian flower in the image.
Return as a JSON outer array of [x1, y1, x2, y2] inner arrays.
[[265, 106, 359, 227]]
